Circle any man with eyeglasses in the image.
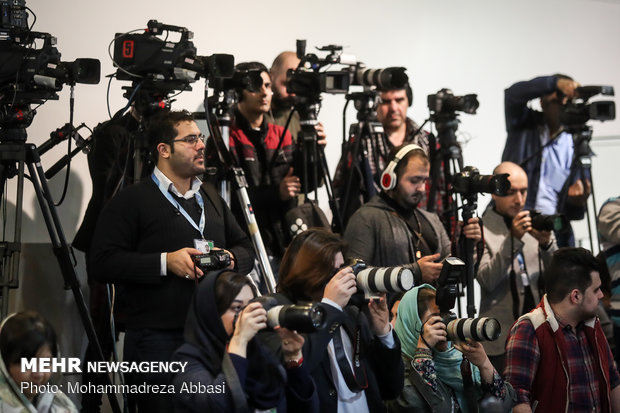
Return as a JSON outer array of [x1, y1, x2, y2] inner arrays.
[[501, 74, 590, 247], [89, 110, 255, 413], [344, 144, 480, 286], [228, 61, 302, 270], [476, 161, 557, 373]]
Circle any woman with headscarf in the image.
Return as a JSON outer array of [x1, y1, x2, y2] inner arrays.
[[171, 270, 317, 412], [386, 284, 515, 412], [0, 311, 77, 413]]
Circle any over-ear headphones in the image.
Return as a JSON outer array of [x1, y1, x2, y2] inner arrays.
[[405, 83, 413, 107], [380, 144, 423, 191]]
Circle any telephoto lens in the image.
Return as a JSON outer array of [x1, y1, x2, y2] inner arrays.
[[445, 317, 501, 342], [252, 296, 327, 333], [356, 266, 414, 294]]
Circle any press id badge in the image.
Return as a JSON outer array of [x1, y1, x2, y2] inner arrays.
[[194, 239, 214, 254]]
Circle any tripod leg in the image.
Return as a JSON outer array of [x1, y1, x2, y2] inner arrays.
[[25, 145, 122, 413]]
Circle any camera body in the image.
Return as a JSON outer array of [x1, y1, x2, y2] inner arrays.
[[529, 210, 568, 232], [560, 85, 615, 130], [251, 296, 326, 333], [427, 88, 479, 115], [453, 166, 511, 197], [436, 257, 501, 342], [192, 250, 231, 272]]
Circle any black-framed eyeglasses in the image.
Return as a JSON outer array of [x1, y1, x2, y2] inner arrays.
[[171, 134, 206, 146]]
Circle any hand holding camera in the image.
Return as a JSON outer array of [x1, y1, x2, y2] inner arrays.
[[367, 294, 390, 336], [167, 247, 205, 279], [229, 302, 267, 357], [417, 253, 442, 283], [323, 266, 357, 308], [453, 340, 494, 383], [275, 327, 305, 363], [418, 315, 448, 350], [511, 210, 532, 239]]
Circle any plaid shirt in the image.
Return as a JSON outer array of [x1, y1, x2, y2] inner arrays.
[[505, 312, 620, 411]]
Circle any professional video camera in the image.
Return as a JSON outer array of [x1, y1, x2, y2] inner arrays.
[[251, 296, 327, 334], [427, 88, 479, 116], [345, 258, 414, 299], [436, 257, 501, 342], [452, 166, 511, 197], [112, 20, 234, 93], [529, 210, 569, 232], [286, 40, 409, 101], [0, 0, 100, 134], [560, 85, 615, 131], [193, 250, 231, 272]]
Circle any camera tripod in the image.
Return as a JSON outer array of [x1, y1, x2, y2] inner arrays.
[[0, 119, 122, 413]]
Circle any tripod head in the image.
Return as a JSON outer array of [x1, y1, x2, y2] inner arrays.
[[345, 90, 379, 122]]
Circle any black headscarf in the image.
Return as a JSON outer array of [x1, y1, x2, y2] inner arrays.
[[180, 270, 286, 410]]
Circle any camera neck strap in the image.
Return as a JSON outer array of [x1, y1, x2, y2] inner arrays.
[[151, 172, 205, 235], [331, 315, 368, 393]]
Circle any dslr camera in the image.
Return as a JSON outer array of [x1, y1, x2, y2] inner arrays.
[[453, 166, 511, 197], [345, 258, 414, 299], [427, 88, 479, 115], [436, 257, 501, 342], [529, 210, 568, 232], [560, 85, 615, 131], [251, 296, 327, 334], [193, 250, 231, 272]]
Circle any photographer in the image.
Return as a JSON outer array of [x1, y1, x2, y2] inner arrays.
[[502, 74, 591, 247], [258, 228, 404, 412], [344, 144, 481, 285], [89, 110, 254, 413], [228, 61, 301, 265], [0, 312, 78, 413], [505, 248, 620, 412], [476, 161, 556, 372], [171, 270, 317, 412], [386, 285, 515, 413], [267, 51, 327, 145]]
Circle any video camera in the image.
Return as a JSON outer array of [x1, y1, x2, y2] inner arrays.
[[427, 88, 479, 116], [345, 258, 414, 299], [560, 85, 615, 131], [0, 0, 100, 113], [112, 20, 234, 94], [286, 40, 409, 101], [453, 166, 511, 198], [436, 257, 500, 342], [251, 296, 327, 334]]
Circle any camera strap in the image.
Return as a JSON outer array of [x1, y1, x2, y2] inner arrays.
[[222, 351, 252, 413], [331, 316, 368, 393]]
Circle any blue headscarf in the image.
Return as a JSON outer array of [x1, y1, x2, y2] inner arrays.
[[394, 284, 482, 413]]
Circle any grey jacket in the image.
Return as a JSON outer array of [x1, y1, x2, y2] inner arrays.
[[477, 208, 556, 356], [343, 195, 451, 285]]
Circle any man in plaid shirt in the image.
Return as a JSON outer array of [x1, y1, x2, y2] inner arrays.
[[505, 247, 620, 412]]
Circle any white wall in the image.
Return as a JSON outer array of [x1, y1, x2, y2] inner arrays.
[[12, 0, 619, 244]]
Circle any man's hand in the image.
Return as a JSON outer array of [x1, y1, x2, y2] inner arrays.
[[557, 78, 580, 102], [323, 266, 357, 308], [529, 228, 552, 246], [567, 179, 591, 206], [315, 122, 327, 146], [418, 253, 442, 283], [462, 217, 482, 242], [167, 247, 204, 279], [511, 210, 532, 239], [279, 167, 301, 201], [368, 294, 390, 336]]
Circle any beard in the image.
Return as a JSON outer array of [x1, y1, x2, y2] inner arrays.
[[396, 191, 424, 211]]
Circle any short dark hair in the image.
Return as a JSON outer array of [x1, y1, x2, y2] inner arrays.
[[234, 61, 269, 102], [214, 271, 258, 316], [386, 144, 429, 180], [146, 109, 195, 163], [545, 247, 601, 303], [0, 311, 58, 366]]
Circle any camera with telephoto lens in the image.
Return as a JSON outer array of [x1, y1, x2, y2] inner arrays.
[[193, 250, 231, 272], [453, 166, 511, 197], [436, 257, 501, 342], [529, 210, 568, 232], [345, 258, 415, 299], [427, 88, 479, 115], [251, 296, 327, 333], [560, 85, 615, 131]]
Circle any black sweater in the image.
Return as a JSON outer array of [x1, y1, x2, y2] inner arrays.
[[89, 178, 255, 330]]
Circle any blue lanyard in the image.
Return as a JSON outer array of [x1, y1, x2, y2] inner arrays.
[[151, 173, 205, 236]]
